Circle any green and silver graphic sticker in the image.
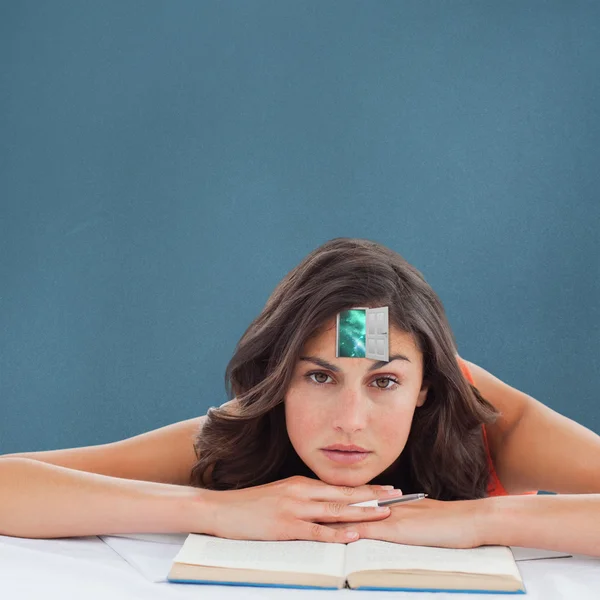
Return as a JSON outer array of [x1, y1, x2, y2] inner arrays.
[[336, 306, 389, 362]]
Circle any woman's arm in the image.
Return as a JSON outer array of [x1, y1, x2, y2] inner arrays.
[[328, 493, 600, 557], [469, 360, 600, 556], [0, 415, 207, 486], [480, 493, 600, 557], [0, 457, 211, 538], [465, 359, 600, 494]]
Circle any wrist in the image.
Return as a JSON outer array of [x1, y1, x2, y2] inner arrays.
[[177, 486, 220, 535], [476, 495, 518, 547]]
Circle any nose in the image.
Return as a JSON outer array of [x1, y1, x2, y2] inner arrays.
[[331, 388, 369, 433]]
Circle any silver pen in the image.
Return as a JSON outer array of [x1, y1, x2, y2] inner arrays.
[[349, 493, 428, 508]]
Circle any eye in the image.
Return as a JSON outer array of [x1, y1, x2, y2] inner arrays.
[[304, 371, 400, 392]]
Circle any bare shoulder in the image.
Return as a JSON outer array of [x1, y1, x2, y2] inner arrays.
[[459, 358, 532, 459]]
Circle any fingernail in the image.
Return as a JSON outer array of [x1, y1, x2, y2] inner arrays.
[[345, 531, 359, 539], [385, 489, 403, 496], [375, 506, 390, 512], [380, 485, 395, 490]]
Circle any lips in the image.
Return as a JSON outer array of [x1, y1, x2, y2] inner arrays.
[[321, 448, 372, 464], [323, 444, 370, 453]]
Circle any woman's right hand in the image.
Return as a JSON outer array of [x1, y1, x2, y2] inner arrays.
[[191, 475, 403, 543]]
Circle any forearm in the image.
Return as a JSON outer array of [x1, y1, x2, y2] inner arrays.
[[0, 457, 213, 539], [480, 493, 600, 557]]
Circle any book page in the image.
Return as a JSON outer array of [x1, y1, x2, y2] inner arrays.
[[344, 540, 521, 578], [173, 533, 346, 577]]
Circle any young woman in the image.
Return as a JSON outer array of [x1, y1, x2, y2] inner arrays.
[[2, 237, 599, 556]]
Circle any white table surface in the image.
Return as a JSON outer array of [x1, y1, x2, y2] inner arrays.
[[2, 532, 600, 599]]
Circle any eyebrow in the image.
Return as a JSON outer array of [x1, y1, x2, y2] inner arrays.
[[299, 354, 411, 373]]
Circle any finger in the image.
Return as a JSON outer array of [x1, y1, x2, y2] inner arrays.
[[315, 502, 392, 523], [298, 521, 361, 544], [328, 521, 387, 541], [361, 485, 403, 501], [327, 522, 351, 530], [292, 499, 391, 522], [308, 480, 402, 503]]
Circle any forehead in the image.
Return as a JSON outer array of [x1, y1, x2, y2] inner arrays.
[[302, 317, 419, 358]]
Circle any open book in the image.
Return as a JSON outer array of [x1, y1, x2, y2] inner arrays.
[[167, 533, 526, 593]]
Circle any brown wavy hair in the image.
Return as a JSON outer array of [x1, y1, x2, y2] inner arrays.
[[190, 237, 499, 500]]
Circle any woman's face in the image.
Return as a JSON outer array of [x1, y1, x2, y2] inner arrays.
[[284, 318, 429, 487]]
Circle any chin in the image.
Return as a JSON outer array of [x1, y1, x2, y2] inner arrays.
[[313, 465, 375, 488]]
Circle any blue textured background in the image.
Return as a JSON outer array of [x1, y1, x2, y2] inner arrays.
[[1, 1, 599, 454]]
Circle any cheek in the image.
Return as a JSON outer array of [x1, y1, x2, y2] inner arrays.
[[284, 392, 323, 447], [285, 400, 318, 439], [374, 405, 416, 448]]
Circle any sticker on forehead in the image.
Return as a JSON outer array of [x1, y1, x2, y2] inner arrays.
[[336, 306, 389, 362]]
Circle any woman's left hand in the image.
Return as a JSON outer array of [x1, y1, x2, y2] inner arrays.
[[327, 498, 488, 548]]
